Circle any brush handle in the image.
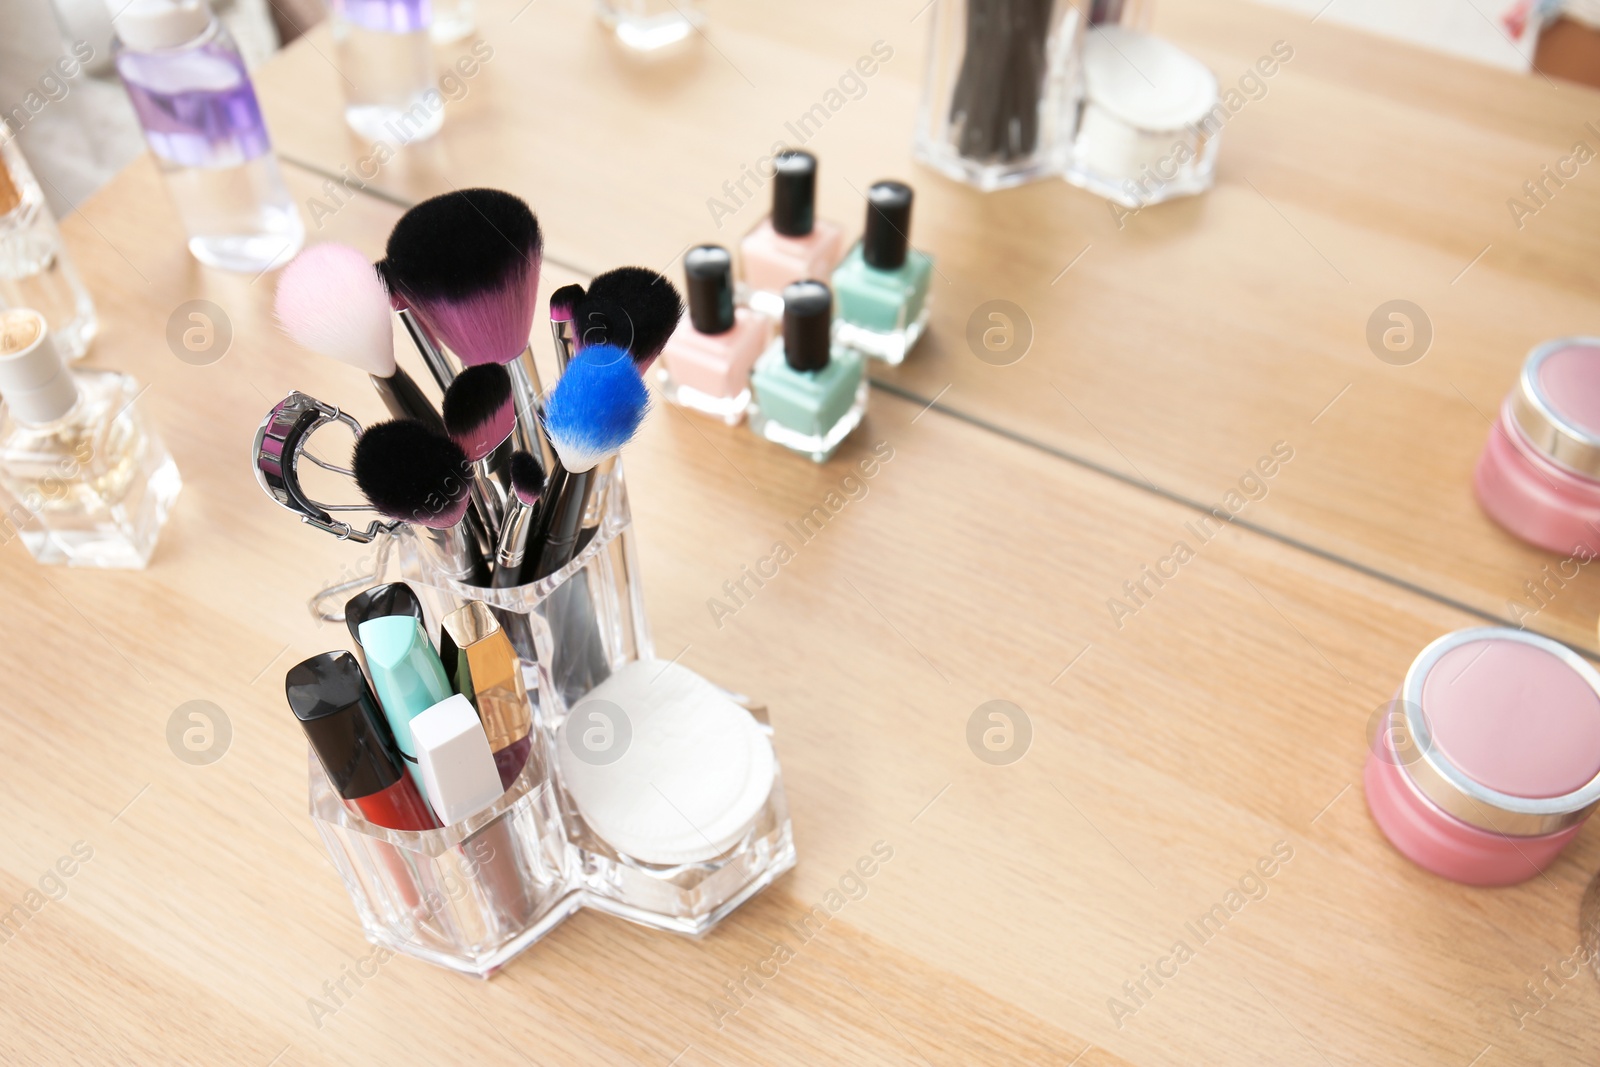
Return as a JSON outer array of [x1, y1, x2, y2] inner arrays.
[[416, 523, 491, 586], [466, 455, 506, 532], [548, 319, 574, 374], [492, 495, 537, 587], [508, 345, 558, 477], [372, 367, 445, 435], [397, 308, 456, 393], [531, 467, 594, 581]]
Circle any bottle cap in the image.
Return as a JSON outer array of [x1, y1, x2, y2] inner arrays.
[[285, 652, 408, 802], [107, 0, 212, 51], [683, 245, 735, 335], [0, 310, 79, 425], [771, 150, 817, 238], [781, 280, 832, 373], [862, 181, 913, 271]]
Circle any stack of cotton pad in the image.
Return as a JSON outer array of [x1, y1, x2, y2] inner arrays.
[[557, 659, 776, 865]]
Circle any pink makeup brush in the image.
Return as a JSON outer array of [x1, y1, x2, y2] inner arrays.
[[383, 190, 551, 472], [443, 364, 516, 530], [547, 283, 584, 373], [352, 418, 489, 586], [275, 244, 444, 435]]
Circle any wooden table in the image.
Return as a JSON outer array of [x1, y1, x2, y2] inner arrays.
[[4, 9, 1600, 1065], [253, 0, 1600, 655]]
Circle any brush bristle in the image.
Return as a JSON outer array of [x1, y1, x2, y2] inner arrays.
[[574, 267, 684, 369], [352, 420, 471, 529], [384, 189, 543, 366], [275, 244, 395, 376], [548, 284, 584, 323], [442, 364, 515, 461], [509, 451, 544, 506], [542, 344, 650, 473]]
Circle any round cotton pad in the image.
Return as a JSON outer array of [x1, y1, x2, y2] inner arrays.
[[557, 659, 776, 865]]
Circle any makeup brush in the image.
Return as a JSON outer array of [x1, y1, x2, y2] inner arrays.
[[494, 451, 544, 587], [378, 258, 456, 394], [548, 283, 584, 373], [275, 244, 445, 436], [573, 266, 685, 374], [530, 344, 650, 579], [443, 364, 516, 530], [352, 419, 490, 586], [382, 189, 551, 471]]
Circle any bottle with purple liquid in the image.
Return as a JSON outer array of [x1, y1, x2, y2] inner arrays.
[[109, 0, 303, 273], [329, 0, 442, 144]]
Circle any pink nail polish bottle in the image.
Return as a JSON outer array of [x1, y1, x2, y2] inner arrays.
[[656, 245, 774, 424], [1365, 627, 1600, 886], [738, 149, 844, 320], [1475, 337, 1600, 555]]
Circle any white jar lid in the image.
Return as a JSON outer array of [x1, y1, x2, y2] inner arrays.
[[107, 0, 212, 51], [1083, 27, 1219, 132], [0, 310, 78, 425]]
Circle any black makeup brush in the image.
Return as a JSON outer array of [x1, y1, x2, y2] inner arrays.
[[352, 419, 490, 586], [493, 451, 544, 587], [443, 364, 516, 530], [548, 283, 584, 373], [383, 189, 551, 471], [573, 267, 684, 374]]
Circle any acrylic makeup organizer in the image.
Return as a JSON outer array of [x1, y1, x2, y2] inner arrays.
[[309, 462, 796, 975]]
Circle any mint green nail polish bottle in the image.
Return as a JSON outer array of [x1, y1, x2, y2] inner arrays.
[[749, 281, 866, 463], [831, 180, 933, 365]]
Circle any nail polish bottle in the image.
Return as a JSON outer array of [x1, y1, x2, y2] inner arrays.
[[0, 309, 182, 568], [749, 281, 866, 463], [738, 150, 844, 320], [831, 180, 934, 365], [657, 245, 773, 424]]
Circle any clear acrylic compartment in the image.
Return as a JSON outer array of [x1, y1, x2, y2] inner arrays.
[[309, 743, 578, 978], [914, 0, 1085, 192], [394, 463, 796, 937]]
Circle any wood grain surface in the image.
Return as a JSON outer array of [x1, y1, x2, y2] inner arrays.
[[1, 150, 1597, 1064]]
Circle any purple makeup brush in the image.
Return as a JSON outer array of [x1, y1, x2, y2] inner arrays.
[[443, 364, 516, 532], [352, 419, 489, 585], [493, 450, 545, 586], [548, 283, 584, 373]]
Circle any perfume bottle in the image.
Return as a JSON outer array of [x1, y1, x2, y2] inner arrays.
[[0, 310, 182, 568], [831, 181, 934, 365], [749, 281, 866, 463], [110, 0, 304, 272], [327, 0, 443, 143], [739, 150, 844, 320], [430, 0, 474, 42], [657, 245, 773, 424], [0, 130, 98, 361]]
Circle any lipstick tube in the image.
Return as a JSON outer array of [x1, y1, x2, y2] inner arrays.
[[440, 600, 533, 788], [359, 614, 453, 798], [285, 651, 439, 831]]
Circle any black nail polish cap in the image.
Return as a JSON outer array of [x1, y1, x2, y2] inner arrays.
[[345, 583, 424, 649], [771, 150, 817, 238], [684, 245, 735, 335], [781, 280, 832, 373], [862, 180, 913, 271], [285, 652, 405, 801]]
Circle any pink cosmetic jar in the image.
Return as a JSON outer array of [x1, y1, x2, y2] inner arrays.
[[1365, 627, 1600, 886], [1475, 337, 1600, 555]]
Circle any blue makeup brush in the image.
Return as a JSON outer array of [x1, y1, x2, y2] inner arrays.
[[529, 344, 649, 579]]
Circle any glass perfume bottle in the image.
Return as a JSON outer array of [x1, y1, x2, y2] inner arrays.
[[593, 0, 702, 51], [110, 0, 304, 272], [430, 0, 474, 42], [657, 245, 772, 424], [739, 150, 844, 320], [328, 0, 443, 143], [832, 181, 934, 365], [0, 309, 181, 568], [749, 281, 866, 463], [0, 130, 98, 361]]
